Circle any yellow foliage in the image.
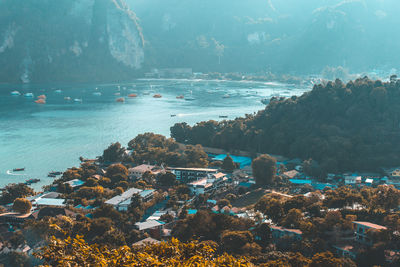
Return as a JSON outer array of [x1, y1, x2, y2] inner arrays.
[[35, 236, 253, 267]]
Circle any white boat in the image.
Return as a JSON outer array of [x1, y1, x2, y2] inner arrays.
[[64, 96, 71, 101], [114, 92, 121, 96], [74, 98, 83, 103], [24, 93, 34, 97], [11, 91, 21, 96], [93, 92, 102, 96], [54, 89, 62, 93], [222, 94, 230, 98]]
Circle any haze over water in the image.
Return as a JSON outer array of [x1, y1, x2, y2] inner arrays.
[[0, 79, 309, 190]]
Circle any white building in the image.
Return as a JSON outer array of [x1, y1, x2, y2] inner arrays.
[[105, 187, 154, 211], [188, 172, 227, 195], [344, 175, 361, 185]]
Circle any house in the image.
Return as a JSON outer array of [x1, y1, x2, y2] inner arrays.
[[33, 198, 66, 208], [167, 167, 218, 182], [333, 244, 358, 259], [270, 226, 302, 241], [34, 207, 76, 220], [344, 175, 361, 185], [353, 221, 387, 245], [0, 212, 33, 224], [135, 220, 165, 239], [129, 164, 163, 179], [188, 173, 227, 195], [105, 187, 154, 211], [365, 178, 374, 186], [282, 170, 300, 180], [64, 179, 85, 189]]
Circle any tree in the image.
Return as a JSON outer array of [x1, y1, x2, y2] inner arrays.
[[13, 198, 32, 214], [0, 183, 34, 204], [106, 163, 129, 178], [35, 236, 252, 266], [221, 231, 253, 254], [281, 208, 303, 228], [217, 199, 230, 209], [222, 154, 235, 172], [101, 142, 126, 163], [158, 172, 176, 186], [252, 154, 277, 186]]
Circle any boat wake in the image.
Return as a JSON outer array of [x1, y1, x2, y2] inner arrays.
[[6, 170, 27, 176]]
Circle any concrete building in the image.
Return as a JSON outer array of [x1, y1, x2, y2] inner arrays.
[[270, 226, 302, 241], [129, 164, 163, 179], [188, 172, 227, 195], [105, 187, 155, 211], [353, 221, 387, 245], [167, 167, 218, 182]]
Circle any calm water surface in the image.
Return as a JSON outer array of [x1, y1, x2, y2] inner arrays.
[[0, 79, 310, 190]]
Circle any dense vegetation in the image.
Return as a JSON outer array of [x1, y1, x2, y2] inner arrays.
[[172, 77, 400, 173]]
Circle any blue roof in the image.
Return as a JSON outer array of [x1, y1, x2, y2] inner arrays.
[[289, 179, 312, 185], [312, 183, 335, 190], [207, 199, 217, 205], [187, 209, 198, 215], [74, 204, 84, 209], [239, 182, 253, 188], [211, 154, 252, 168], [85, 213, 93, 218]]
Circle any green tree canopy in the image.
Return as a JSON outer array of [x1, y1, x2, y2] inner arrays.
[[252, 154, 277, 186]]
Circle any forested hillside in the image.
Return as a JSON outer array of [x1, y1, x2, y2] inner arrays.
[[171, 77, 400, 173]]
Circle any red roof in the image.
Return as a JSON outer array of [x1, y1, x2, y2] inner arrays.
[[353, 221, 387, 230], [270, 225, 302, 235]]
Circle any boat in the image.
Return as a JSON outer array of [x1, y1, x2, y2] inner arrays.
[[64, 96, 71, 101], [143, 91, 150, 95], [219, 115, 228, 118], [11, 91, 21, 96], [25, 178, 40, 185], [13, 168, 25, 172], [176, 95, 184, 99], [48, 174, 56, 177], [128, 93, 137, 98], [93, 92, 102, 96], [171, 114, 176, 117], [116, 97, 125, 102], [222, 94, 230, 98], [35, 99, 46, 104], [54, 89, 62, 93], [114, 92, 121, 96], [49, 171, 62, 175], [37, 94, 46, 99], [24, 93, 34, 97], [74, 98, 83, 103], [153, 94, 162, 98]]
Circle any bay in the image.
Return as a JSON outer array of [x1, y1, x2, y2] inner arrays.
[[0, 79, 310, 190]]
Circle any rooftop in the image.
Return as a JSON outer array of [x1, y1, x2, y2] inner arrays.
[[132, 237, 160, 246], [167, 167, 218, 172], [64, 179, 85, 188], [34, 198, 66, 207], [129, 164, 155, 173], [105, 187, 143, 206], [270, 225, 303, 235], [135, 220, 165, 231], [353, 221, 387, 230]]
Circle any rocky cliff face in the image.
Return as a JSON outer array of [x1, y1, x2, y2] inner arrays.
[[0, 0, 144, 83]]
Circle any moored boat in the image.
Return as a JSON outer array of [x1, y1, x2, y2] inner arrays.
[[116, 97, 125, 102], [74, 98, 83, 103], [128, 93, 137, 98], [11, 91, 21, 96], [64, 96, 71, 101], [35, 99, 46, 104], [93, 92, 102, 96], [24, 93, 34, 97], [37, 94, 46, 99], [153, 94, 162, 98], [176, 95, 184, 99], [13, 168, 25, 172]]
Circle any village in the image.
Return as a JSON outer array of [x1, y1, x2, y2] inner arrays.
[[0, 137, 399, 265]]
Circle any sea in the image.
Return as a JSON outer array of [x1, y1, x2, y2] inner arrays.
[[0, 79, 310, 190]]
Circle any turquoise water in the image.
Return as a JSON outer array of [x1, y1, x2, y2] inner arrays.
[[0, 79, 310, 190]]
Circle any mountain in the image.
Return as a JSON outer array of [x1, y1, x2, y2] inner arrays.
[[171, 77, 400, 173], [127, 0, 400, 75], [0, 0, 144, 83]]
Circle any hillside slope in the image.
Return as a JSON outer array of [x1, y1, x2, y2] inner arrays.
[[171, 77, 400, 172]]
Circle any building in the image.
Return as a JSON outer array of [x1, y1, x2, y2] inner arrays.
[[146, 68, 193, 79], [134, 220, 165, 239], [0, 212, 33, 224], [33, 198, 66, 208], [64, 179, 85, 189], [167, 167, 218, 183], [344, 175, 361, 185], [128, 164, 163, 179], [188, 173, 227, 195], [270, 226, 302, 241], [333, 244, 358, 259], [132, 237, 160, 246], [105, 187, 154, 211], [282, 170, 300, 180], [353, 221, 387, 245]]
